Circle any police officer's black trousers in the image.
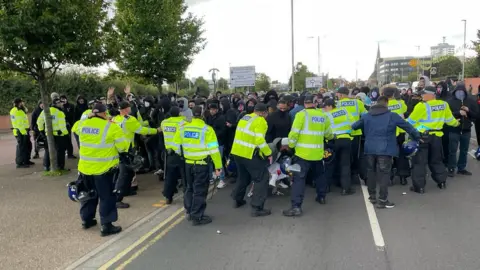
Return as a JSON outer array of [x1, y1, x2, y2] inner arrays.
[[325, 138, 351, 190], [231, 155, 269, 210], [163, 153, 186, 200], [291, 157, 326, 208], [350, 135, 362, 183], [15, 134, 31, 165], [43, 136, 66, 169], [184, 163, 209, 219], [393, 133, 410, 177], [80, 170, 118, 225], [115, 163, 135, 202], [65, 126, 74, 156], [366, 155, 392, 200], [411, 135, 446, 189], [146, 134, 160, 170]]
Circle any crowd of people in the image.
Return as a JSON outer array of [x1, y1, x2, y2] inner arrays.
[[8, 77, 480, 234]]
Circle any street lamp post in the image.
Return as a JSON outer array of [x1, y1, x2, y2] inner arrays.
[[307, 36, 321, 77], [209, 68, 219, 96], [462, 19, 467, 81], [290, 0, 295, 92]]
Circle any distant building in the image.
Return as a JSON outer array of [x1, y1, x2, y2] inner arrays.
[[430, 37, 455, 58]]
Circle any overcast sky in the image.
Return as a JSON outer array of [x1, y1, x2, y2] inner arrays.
[[184, 0, 480, 83]]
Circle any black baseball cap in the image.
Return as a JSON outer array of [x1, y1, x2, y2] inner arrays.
[[337, 87, 349, 95], [92, 103, 107, 113], [254, 103, 268, 112], [119, 101, 131, 109], [192, 105, 203, 117], [304, 95, 314, 104], [421, 86, 436, 95], [323, 98, 336, 107]]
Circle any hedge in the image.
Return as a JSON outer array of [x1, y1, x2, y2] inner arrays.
[[0, 72, 160, 115]]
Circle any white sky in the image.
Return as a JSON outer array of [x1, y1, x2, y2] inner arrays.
[[184, 0, 480, 82]]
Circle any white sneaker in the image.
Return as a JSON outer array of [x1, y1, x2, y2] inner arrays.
[[278, 182, 289, 189], [216, 180, 227, 189], [154, 169, 164, 175]]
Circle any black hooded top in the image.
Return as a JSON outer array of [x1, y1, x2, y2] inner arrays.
[[263, 90, 279, 104], [74, 95, 88, 122], [446, 83, 479, 133], [436, 81, 450, 101]]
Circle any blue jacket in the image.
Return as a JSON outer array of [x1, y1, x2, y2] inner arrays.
[[289, 104, 304, 119], [352, 104, 420, 157]]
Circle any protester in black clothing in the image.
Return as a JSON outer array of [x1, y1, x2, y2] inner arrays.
[[267, 99, 277, 114], [222, 98, 238, 160], [446, 83, 479, 176], [237, 98, 257, 123], [60, 95, 76, 158], [30, 100, 44, 159], [263, 90, 279, 105], [74, 95, 88, 122], [265, 99, 292, 143]]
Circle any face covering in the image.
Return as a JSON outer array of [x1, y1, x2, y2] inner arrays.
[[144, 101, 150, 108], [246, 106, 255, 114], [455, 91, 466, 101]]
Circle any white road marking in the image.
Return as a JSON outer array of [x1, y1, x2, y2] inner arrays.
[[468, 149, 476, 159], [360, 184, 386, 251]]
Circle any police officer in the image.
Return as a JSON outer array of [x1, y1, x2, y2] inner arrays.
[[407, 86, 460, 193], [173, 106, 222, 226], [10, 98, 34, 168], [336, 87, 367, 184], [231, 103, 272, 217], [323, 98, 355, 195], [72, 103, 129, 236], [383, 85, 410, 185], [111, 101, 161, 208], [283, 95, 333, 217], [80, 99, 99, 121], [37, 98, 68, 171], [161, 106, 186, 204]]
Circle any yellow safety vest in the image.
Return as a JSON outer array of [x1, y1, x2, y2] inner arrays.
[[10, 107, 29, 136], [160, 116, 185, 150], [336, 98, 366, 136], [173, 118, 222, 169], [37, 107, 68, 136], [288, 108, 333, 161], [325, 108, 354, 140], [407, 99, 459, 137], [112, 115, 157, 147], [73, 117, 129, 175], [388, 99, 408, 135], [231, 113, 272, 159]]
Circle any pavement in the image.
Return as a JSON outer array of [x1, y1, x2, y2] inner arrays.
[[0, 134, 166, 270], [67, 136, 480, 270]]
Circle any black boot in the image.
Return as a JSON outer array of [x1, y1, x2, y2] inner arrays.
[[82, 219, 98, 229], [192, 215, 212, 226], [32, 153, 40, 159], [341, 189, 355, 196], [251, 208, 271, 217], [101, 223, 122, 237], [400, 177, 407, 185], [368, 196, 377, 204], [165, 198, 173, 205], [233, 200, 246, 208], [315, 197, 326, 204], [437, 182, 446, 189], [282, 207, 302, 217], [116, 201, 130, 209], [410, 186, 425, 194]]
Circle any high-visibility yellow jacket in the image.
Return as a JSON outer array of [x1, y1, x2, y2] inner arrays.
[[160, 116, 185, 150], [325, 107, 355, 140], [288, 108, 333, 161], [111, 115, 157, 147], [388, 99, 408, 135], [73, 117, 129, 175], [10, 107, 29, 136], [231, 113, 271, 159], [173, 118, 222, 169], [336, 98, 366, 136], [37, 107, 68, 136], [407, 99, 459, 137]]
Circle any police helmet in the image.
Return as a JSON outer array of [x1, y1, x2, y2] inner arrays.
[[402, 141, 419, 158], [67, 178, 97, 203]]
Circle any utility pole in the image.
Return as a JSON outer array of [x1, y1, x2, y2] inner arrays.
[[209, 68, 219, 96], [462, 19, 467, 81], [355, 61, 358, 86], [290, 0, 295, 92], [415, 45, 420, 80]]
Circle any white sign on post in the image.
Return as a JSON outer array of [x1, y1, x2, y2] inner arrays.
[[230, 66, 256, 88], [305, 77, 323, 88]]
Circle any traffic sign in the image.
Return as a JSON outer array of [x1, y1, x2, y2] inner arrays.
[[230, 66, 256, 88], [305, 77, 323, 88], [430, 67, 437, 75], [409, 59, 417, 67]]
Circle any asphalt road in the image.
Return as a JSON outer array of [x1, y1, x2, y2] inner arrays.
[[110, 152, 480, 270]]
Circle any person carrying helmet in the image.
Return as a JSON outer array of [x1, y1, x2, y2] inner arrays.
[[283, 95, 333, 217], [230, 103, 272, 218], [352, 96, 420, 209], [382, 85, 410, 186], [111, 101, 161, 208], [10, 98, 34, 168], [172, 106, 222, 226], [160, 106, 186, 204], [72, 103, 129, 236], [37, 98, 69, 171], [407, 86, 460, 194], [335, 87, 367, 185], [322, 98, 355, 195]]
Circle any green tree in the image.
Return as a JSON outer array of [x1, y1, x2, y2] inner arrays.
[[465, 57, 480, 78], [288, 62, 315, 91], [255, 73, 271, 91], [216, 78, 229, 91], [178, 78, 192, 90], [194, 76, 210, 97], [473, 29, 480, 67], [435, 55, 462, 77], [114, 0, 206, 87], [407, 72, 418, 82], [0, 0, 113, 172]]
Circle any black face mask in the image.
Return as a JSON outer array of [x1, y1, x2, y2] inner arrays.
[[246, 106, 255, 114]]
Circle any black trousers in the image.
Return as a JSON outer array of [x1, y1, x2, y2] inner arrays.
[[290, 157, 326, 207], [43, 135, 66, 169], [33, 132, 40, 156], [366, 155, 392, 201], [325, 138, 351, 190], [184, 163, 210, 219], [115, 163, 135, 202], [411, 135, 446, 189], [475, 119, 480, 146], [163, 153, 186, 200], [15, 134, 31, 165], [146, 134, 160, 170], [80, 170, 118, 225], [351, 135, 362, 184], [441, 127, 450, 165], [231, 155, 269, 210], [393, 133, 410, 177], [65, 127, 74, 156]]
